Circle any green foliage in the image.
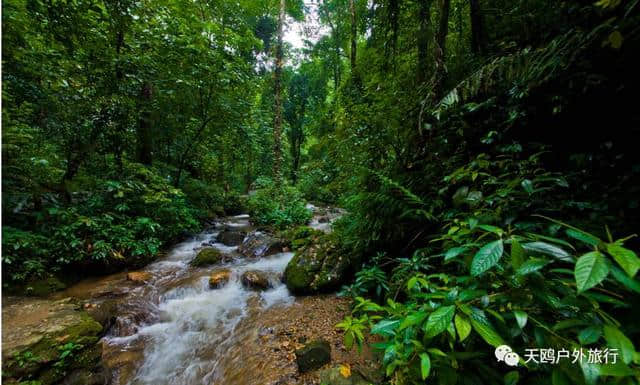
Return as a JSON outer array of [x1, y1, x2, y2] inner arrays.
[[2, 163, 202, 284], [247, 179, 312, 230], [340, 220, 639, 384]]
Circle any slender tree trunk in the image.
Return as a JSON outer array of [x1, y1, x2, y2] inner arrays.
[[433, 0, 450, 99], [137, 81, 153, 165], [417, 0, 432, 83], [334, 38, 341, 91], [273, 0, 285, 182], [349, 0, 357, 73], [469, 0, 485, 54]]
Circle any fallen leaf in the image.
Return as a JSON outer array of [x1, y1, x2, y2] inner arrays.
[[340, 363, 351, 378]]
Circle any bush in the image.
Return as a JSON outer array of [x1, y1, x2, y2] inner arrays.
[[339, 219, 640, 385], [2, 162, 202, 284], [247, 180, 312, 230]]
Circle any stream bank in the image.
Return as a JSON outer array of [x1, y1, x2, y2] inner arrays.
[[2, 205, 379, 385]]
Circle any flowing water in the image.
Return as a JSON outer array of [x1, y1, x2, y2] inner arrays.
[[46, 207, 344, 385], [92, 214, 297, 385]]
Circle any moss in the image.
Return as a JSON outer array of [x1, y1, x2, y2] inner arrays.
[[191, 248, 222, 266], [284, 234, 353, 295], [284, 256, 316, 294], [3, 312, 102, 384], [284, 226, 324, 251]]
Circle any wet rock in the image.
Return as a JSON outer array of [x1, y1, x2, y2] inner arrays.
[[209, 268, 232, 288], [240, 270, 271, 290], [126, 271, 151, 283], [239, 231, 284, 258], [102, 347, 145, 385], [2, 297, 103, 384], [191, 248, 222, 267], [295, 339, 331, 373], [216, 229, 246, 246], [284, 235, 353, 295], [85, 299, 119, 329]]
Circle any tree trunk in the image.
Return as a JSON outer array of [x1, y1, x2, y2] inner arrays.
[[137, 81, 153, 165], [417, 0, 432, 83], [349, 0, 357, 73], [469, 0, 485, 54], [273, 0, 285, 182], [433, 0, 450, 99]]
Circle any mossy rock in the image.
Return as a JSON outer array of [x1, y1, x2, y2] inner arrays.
[[191, 248, 222, 267], [2, 299, 103, 385], [283, 226, 323, 251], [284, 235, 351, 295], [295, 339, 331, 373]]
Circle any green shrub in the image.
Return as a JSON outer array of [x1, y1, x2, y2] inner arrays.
[[2, 162, 202, 284], [247, 181, 312, 230], [340, 219, 640, 385]]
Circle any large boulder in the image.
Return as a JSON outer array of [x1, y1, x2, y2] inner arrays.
[[240, 270, 271, 291], [238, 231, 284, 259], [216, 229, 246, 246], [191, 248, 222, 267], [2, 297, 104, 385], [295, 339, 331, 373], [284, 236, 352, 295], [209, 268, 232, 288]]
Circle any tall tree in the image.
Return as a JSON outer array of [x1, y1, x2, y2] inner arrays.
[[273, 0, 286, 182], [349, 0, 357, 73]]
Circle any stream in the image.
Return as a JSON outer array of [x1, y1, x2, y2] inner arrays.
[[51, 206, 341, 385]]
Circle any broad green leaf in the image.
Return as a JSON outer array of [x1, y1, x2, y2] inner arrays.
[[599, 359, 634, 376], [511, 238, 524, 270], [344, 331, 354, 349], [399, 311, 427, 330], [578, 326, 602, 345], [580, 359, 600, 385], [566, 228, 601, 247], [504, 370, 519, 385], [471, 240, 504, 276], [575, 251, 609, 293], [477, 224, 504, 236], [610, 265, 640, 293], [513, 310, 527, 329], [383, 344, 397, 365], [469, 308, 505, 347], [522, 242, 571, 261], [603, 325, 635, 364], [445, 246, 467, 261], [371, 319, 400, 336], [516, 258, 549, 276], [419, 352, 431, 380], [606, 243, 640, 277], [526, 233, 576, 250], [424, 305, 456, 338], [521, 179, 533, 194]]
